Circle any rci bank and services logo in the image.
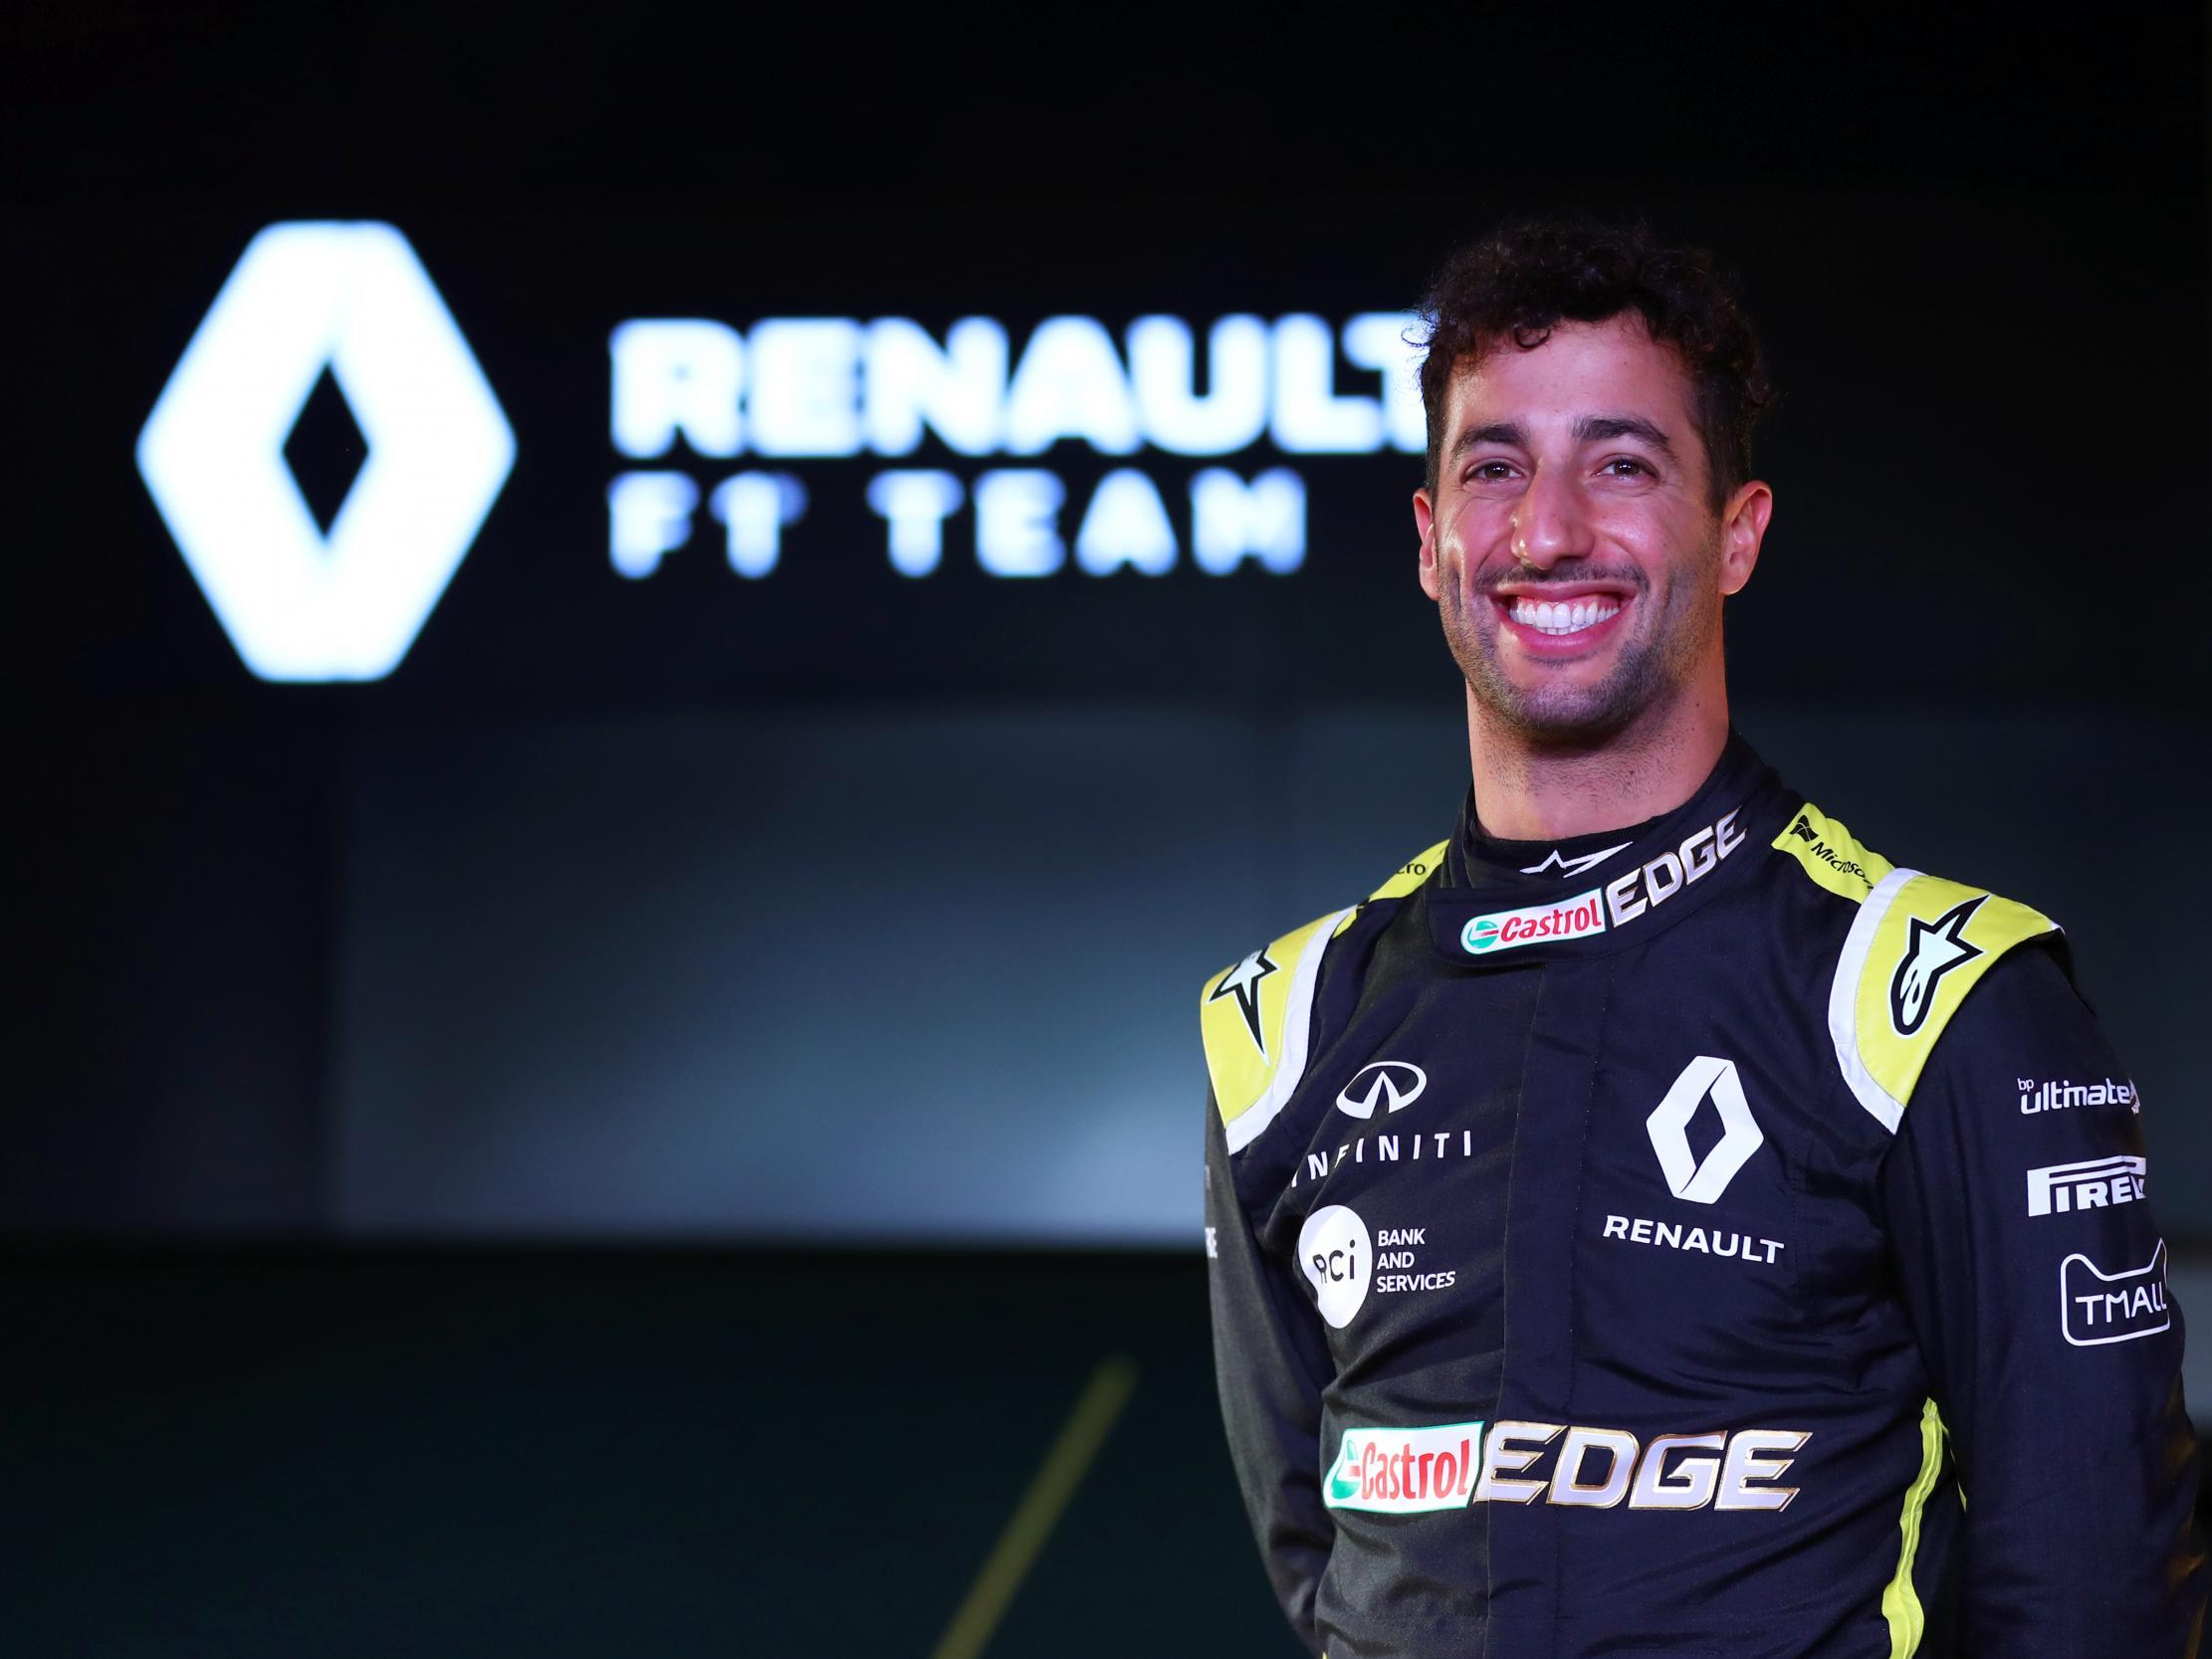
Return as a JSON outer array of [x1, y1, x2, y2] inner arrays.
[[136, 222, 514, 682]]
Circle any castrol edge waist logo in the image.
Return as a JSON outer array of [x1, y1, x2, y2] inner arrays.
[[1460, 890, 1606, 954], [1324, 1421, 1809, 1515]]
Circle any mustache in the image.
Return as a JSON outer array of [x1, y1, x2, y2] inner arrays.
[[1471, 564, 1650, 598]]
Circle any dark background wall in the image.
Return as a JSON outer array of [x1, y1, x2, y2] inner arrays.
[[8, 9, 2210, 1652], [15, 111, 2212, 1245]]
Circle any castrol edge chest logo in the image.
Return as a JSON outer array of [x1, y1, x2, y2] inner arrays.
[[1457, 806, 1750, 955], [1461, 890, 1606, 954]]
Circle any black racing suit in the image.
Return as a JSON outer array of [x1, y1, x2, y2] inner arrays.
[[1202, 735, 2203, 1658]]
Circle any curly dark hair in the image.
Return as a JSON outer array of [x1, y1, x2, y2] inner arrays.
[[1417, 218, 1775, 511]]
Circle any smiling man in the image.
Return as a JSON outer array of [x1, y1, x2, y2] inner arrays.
[[1201, 220, 2204, 1658]]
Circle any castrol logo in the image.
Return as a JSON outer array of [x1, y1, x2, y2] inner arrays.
[[1460, 890, 1607, 954]]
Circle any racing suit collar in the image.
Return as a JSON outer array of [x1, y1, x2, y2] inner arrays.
[[1432, 732, 1785, 964]]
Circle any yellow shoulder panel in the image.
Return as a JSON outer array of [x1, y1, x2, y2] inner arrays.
[[1324, 839, 1449, 939], [1772, 802, 1895, 902], [1368, 841, 1448, 903], [1833, 869, 2058, 1132], [1204, 841, 1439, 1152], [1203, 906, 1355, 1153]]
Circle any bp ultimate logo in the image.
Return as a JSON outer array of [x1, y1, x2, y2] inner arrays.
[[137, 222, 515, 682]]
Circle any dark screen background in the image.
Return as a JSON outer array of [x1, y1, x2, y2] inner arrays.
[[14, 14, 2212, 1245], [6, 14, 2209, 1655]]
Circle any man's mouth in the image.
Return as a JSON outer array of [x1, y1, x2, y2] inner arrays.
[[1485, 584, 1636, 655], [1504, 596, 1622, 636]]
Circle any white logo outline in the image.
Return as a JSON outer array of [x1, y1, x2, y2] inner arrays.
[[1644, 1055, 1765, 1206], [1336, 1061, 1428, 1120], [2026, 1154, 2146, 1217], [1209, 946, 1280, 1058], [1888, 896, 1986, 1036], [2060, 1239, 2171, 1348], [1297, 1203, 1372, 1328], [1519, 841, 1631, 879], [137, 221, 515, 682]]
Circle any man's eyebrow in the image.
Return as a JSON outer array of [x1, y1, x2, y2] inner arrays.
[[1447, 421, 1527, 461], [1573, 413, 1675, 455], [1445, 414, 1676, 464]]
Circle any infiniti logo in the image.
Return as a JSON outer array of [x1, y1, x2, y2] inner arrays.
[[1336, 1061, 1428, 1121]]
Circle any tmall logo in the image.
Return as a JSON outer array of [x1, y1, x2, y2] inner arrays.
[[2061, 1240, 2171, 1348], [137, 223, 515, 681]]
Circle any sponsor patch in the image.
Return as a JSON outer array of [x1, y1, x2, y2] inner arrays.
[[1461, 890, 1606, 954], [1520, 841, 1629, 880], [2027, 1155, 2145, 1217], [1783, 810, 1879, 893], [1644, 1055, 1765, 1205], [1298, 1203, 1372, 1328], [1888, 896, 1986, 1036], [1292, 1126, 1483, 1188], [2019, 1076, 2139, 1117], [1602, 1214, 1785, 1265], [2061, 1240, 2171, 1347], [1324, 1423, 1485, 1513], [1208, 946, 1278, 1056], [1603, 808, 1747, 926], [1324, 1421, 1808, 1513], [1372, 1225, 1456, 1295], [1336, 1061, 1427, 1121]]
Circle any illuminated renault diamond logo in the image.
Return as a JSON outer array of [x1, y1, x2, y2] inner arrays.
[[136, 222, 515, 682]]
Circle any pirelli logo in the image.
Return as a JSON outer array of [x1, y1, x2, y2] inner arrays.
[[2026, 1155, 2146, 1218]]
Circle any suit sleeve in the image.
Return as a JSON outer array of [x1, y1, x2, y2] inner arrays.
[[1880, 939, 2206, 1654], [1206, 1088, 1334, 1655]]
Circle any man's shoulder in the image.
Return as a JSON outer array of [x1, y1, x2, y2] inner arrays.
[[1772, 799, 2064, 1133], [1198, 837, 1446, 1154]]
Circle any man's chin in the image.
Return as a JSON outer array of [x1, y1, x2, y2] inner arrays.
[[1495, 701, 1642, 748], [1466, 667, 1650, 746]]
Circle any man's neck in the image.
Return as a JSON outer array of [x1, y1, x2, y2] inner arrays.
[[1463, 677, 1731, 843]]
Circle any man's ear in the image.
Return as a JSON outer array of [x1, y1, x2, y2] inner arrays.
[[1415, 488, 1439, 601], [1718, 481, 1774, 597]]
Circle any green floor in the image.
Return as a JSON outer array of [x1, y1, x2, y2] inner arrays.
[[0, 1250, 1296, 1657], [10, 1249, 2207, 1656]]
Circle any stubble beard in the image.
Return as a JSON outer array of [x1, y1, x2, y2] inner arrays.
[[1438, 540, 1721, 747]]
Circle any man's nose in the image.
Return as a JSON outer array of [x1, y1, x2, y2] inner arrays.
[[1509, 464, 1592, 569]]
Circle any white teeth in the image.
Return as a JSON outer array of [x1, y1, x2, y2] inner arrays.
[[1509, 596, 1620, 635]]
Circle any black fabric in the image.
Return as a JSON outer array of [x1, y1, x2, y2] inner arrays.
[[1204, 738, 2204, 1659], [1448, 731, 1770, 894]]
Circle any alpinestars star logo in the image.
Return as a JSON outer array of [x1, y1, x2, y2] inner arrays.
[[1889, 896, 1986, 1036], [1519, 842, 1630, 879], [1210, 947, 1279, 1056], [136, 222, 515, 682]]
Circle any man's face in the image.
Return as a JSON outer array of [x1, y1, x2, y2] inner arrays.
[[1414, 312, 1768, 742]]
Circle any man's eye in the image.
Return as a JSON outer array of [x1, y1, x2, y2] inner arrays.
[[1603, 457, 1651, 479], [1469, 461, 1516, 482]]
